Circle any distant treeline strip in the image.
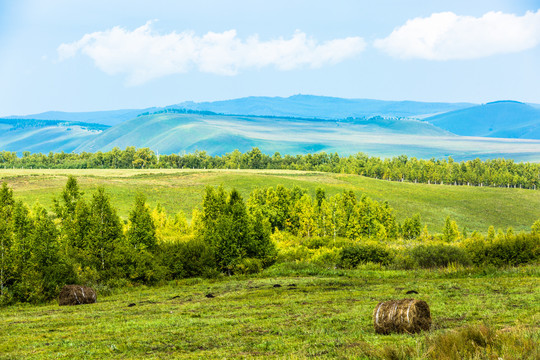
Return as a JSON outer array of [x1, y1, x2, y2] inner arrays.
[[1, 147, 538, 189]]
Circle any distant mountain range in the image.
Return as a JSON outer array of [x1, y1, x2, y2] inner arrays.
[[1, 95, 540, 161], [2, 109, 147, 126], [173, 94, 474, 119]]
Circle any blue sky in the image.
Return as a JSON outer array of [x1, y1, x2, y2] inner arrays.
[[1, 0, 539, 116]]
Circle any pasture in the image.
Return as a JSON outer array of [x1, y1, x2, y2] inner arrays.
[[1, 265, 538, 359], [1, 168, 539, 233]]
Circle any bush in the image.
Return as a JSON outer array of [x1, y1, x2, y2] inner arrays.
[[311, 247, 341, 267], [465, 233, 540, 266], [391, 252, 417, 270], [409, 244, 471, 268], [338, 242, 393, 269], [301, 236, 333, 249], [424, 325, 539, 360], [234, 258, 263, 274], [158, 237, 217, 279]]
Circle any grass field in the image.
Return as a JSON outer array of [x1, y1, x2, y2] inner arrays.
[[1, 265, 538, 359], [1, 168, 539, 233], [1, 169, 539, 359]]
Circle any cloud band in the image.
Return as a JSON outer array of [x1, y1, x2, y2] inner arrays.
[[374, 10, 540, 60], [58, 22, 366, 85]]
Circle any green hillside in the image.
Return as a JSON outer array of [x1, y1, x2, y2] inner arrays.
[[2, 169, 538, 233]]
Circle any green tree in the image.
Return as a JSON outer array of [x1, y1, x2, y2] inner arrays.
[[248, 210, 277, 266], [0, 182, 15, 210], [54, 175, 83, 219], [532, 220, 540, 235], [11, 201, 33, 280], [26, 205, 75, 302], [0, 207, 12, 300], [315, 187, 326, 208], [401, 214, 422, 240], [442, 216, 460, 242], [0, 182, 14, 300], [487, 225, 495, 240], [88, 187, 124, 274], [127, 193, 157, 251]]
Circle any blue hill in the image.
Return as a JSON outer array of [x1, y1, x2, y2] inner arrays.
[[424, 101, 540, 139], [0, 119, 108, 154], [74, 112, 540, 162], [3, 109, 150, 126], [75, 112, 452, 155], [174, 95, 473, 119]]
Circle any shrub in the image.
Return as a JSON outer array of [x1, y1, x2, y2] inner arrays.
[[424, 325, 539, 360], [158, 237, 216, 279], [391, 252, 416, 270], [301, 236, 331, 249], [310, 247, 341, 267], [409, 244, 471, 268], [465, 233, 540, 266], [338, 242, 393, 268], [234, 258, 263, 274]]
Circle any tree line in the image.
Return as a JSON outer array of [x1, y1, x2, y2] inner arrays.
[[0, 147, 538, 189]]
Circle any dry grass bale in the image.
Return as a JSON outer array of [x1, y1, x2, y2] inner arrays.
[[58, 285, 97, 306], [373, 298, 431, 334]]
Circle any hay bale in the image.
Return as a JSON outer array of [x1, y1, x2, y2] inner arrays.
[[373, 298, 431, 334], [58, 285, 97, 306]]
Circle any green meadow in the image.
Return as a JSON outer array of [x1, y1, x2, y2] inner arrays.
[[1, 168, 539, 233], [0, 169, 539, 359], [1, 265, 538, 359]]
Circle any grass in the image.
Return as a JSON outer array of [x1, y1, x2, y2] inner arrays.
[[1, 265, 538, 359], [1, 168, 539, 233]]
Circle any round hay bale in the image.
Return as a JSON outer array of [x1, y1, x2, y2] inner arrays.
[[373, 298, 431, 334], [58, 285, 97, 306]]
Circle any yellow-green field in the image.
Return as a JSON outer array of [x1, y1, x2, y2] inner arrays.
[[1, 168, 539, 233]]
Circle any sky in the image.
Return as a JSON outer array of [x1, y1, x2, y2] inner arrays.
[[1, 0, 539, 116]]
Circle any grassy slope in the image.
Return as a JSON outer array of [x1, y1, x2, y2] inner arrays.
[[1, 267, 538, 359], [1, 169, 539, 233]]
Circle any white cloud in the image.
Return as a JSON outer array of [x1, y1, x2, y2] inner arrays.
[[58, 21, 366, 85], [374, 10, 540, 60]]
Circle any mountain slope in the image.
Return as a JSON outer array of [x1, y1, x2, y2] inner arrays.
[[75, 112, 453, 155], [0, 119, 107, 154], [3, 109, 150, 126], [175, 95, 473, 119], [74, 111, 540, 162], [424, 101, 540, 139]]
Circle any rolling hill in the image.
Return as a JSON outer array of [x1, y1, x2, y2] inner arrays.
[[424, 101, 540, 139], [75, 112, 455, 156], [73, 111, 540, 161], [0, 119, 108, 154], [2, 108, 149, 126], [2, 95, 540, 161]]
